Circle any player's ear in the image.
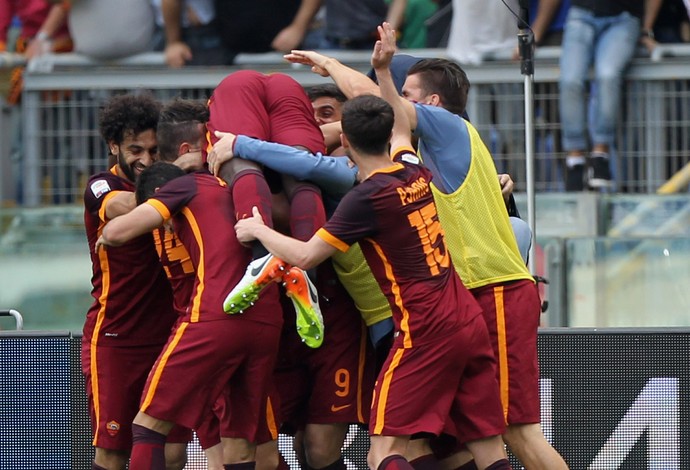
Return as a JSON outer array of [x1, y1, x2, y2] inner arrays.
[[340, 132, 349, 149], [179, 142, 192, 156], [109, 141, 119, 156], [427, 93, 441, 107]]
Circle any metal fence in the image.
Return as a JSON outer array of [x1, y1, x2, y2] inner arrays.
[[2, 46, 690, 205]]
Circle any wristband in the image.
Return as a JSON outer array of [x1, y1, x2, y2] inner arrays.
[[640, 29, 655, 40], [35, 31, 51, 42]]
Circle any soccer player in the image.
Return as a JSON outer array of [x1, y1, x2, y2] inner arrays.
[[205, 70, 325, 348], [284, 23, 568, 470], [155, 98, 228, 470], [204, 80, 376, 470], [230, 42, 512, 470], [306, 83, 348, 126], [96, 160, 284, 470], [82, 93, 189, 470]]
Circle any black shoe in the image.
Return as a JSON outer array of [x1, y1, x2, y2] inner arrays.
[[565, 164, 585, 191], [588, 153, 612, 189]]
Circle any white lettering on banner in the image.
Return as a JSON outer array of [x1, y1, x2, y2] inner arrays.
[[276, 378, 679, 470], [540, 378, 554, 444], [588, 378, 679, 469]]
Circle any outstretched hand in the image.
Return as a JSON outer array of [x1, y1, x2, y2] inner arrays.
[[371, 22, 396, 71], [207, 130, 237, 176], [235, 206, 266, 243], [284, 50, 332, 77]]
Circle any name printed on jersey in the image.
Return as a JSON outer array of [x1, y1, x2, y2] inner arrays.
[[90, 179, 111, 199]]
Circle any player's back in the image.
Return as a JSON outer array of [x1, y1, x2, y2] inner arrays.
[[323, 159, 481, 346], [148, 171, 282, 327], [414, 105, 532, 288], [432, 120, 532, 289]]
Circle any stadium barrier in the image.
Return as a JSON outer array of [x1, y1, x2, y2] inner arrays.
[[0, 328, 687, 469], [1, 45, 689, 206]]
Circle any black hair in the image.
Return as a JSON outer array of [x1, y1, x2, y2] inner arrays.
[[341, 95, 393, 156], [135, 161, 186, 205], [306, 83, 347, 103], [406, 58, 470, 116], [99, 93, 161, 145], [157, 98, 210, 162]]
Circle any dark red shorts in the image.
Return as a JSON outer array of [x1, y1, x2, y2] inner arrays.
[[81, 340, 191, 451], [371, 314, 505, 443], [217, 375, 282, 445], [140, 317, 281, 444], [206, 69, 324, 160], [472, 279, 542, 425]]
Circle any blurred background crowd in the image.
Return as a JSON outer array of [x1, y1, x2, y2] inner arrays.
[[2, 0, 690, 204], [3, 0, 689, 66]]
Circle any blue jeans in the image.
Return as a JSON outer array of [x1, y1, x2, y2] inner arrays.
[[558, 6, 640, 152]]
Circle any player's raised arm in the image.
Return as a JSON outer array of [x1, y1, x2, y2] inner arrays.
[[284, 50, 380, 99], [372, 23, 413, 152]]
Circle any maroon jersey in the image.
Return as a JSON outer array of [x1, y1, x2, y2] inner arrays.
[[83, 167, 176, 347], [317, 157, 481, 347], [145, 171, 280, 324], [154, 228, 194, 318]]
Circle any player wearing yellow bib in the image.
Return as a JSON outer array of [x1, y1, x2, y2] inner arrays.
[[284, 23, 569, 470]]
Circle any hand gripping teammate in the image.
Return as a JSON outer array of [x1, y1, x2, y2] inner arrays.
[[231, 24, 513, 470]]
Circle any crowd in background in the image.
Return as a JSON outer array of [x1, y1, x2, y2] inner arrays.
[[2, 0, 690, 198], [3, 0, 690, 66]]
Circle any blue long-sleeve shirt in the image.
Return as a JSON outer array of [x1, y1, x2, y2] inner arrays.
[[233, 135, 358, 215]]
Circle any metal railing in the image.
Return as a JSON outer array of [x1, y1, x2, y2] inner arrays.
[[2, 46, 690, 205]]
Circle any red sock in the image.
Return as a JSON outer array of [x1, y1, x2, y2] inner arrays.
[[129, 423, 166, 470], [485, 459, 512, 470], [378, 455, 415, 470], [409, 455, 439, 470], [289, 184, 326, 241], [232, 169, 273, 229]]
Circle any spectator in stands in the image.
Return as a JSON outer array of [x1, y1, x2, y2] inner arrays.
[[559, 0, 662, 191], [260, 0, 389, 52], [152, 0, 233, 67], [385, 0, 439, 49], [212, 0, 308, 57], [0, 0, 72, 102], [67, 0, 154, 60], [0, 0, 72, 203], [446, 0, 519, 64], [527, 0, 570, 49], [651, 0, 690, 43]]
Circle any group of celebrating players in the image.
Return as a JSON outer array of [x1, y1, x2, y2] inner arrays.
[[83, 22, 569, 470]]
